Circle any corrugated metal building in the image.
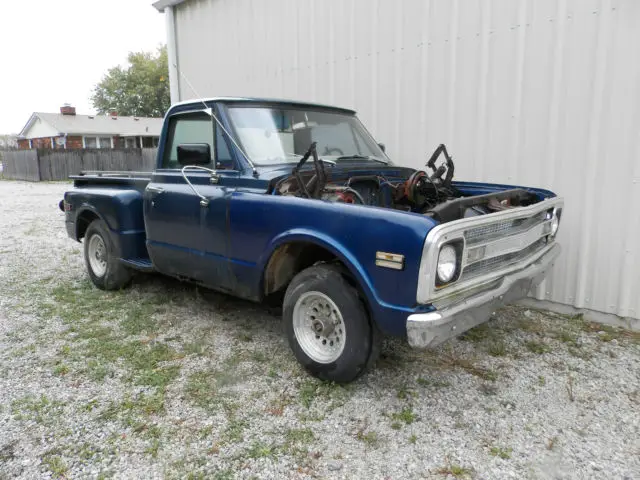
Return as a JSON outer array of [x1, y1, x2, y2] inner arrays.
[[153, 0, 640, 328]]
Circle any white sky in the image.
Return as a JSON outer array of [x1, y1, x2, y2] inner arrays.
[[0, 0, 166, 134]]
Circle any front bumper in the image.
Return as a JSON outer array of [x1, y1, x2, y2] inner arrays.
[[406, 243, 561, 348]]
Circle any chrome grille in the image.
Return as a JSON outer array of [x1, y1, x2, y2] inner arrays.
[[461, 238, 547, 282], [464, 210, 547, 245]]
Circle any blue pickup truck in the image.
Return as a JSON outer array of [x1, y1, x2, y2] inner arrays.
[[61, 97, 563, 382]]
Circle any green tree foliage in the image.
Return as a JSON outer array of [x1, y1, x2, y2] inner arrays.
[[91, 46, 170, 118]]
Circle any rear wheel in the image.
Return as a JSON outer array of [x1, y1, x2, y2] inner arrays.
[[283, 264, 381, 383], [84, 219, 131, 290]]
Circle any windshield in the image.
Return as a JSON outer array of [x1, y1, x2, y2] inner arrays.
[[226, 105, 389, 165]]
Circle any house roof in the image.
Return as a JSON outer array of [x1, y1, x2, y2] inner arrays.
[[18, 112, 164, 139]]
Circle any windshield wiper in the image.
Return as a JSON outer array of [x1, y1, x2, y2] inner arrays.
[[335, 155, 389, 164]]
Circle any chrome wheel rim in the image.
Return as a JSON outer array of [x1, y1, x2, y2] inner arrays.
[[87, 234, 107, 277], [292, 291, 346, 364]]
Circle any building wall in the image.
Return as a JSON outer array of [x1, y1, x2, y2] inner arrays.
[[171, 0, 640, 321]]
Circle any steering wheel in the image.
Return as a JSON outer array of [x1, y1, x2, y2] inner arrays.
[[323, 147, 344, 156]]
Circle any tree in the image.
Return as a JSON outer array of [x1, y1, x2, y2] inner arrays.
[[91, 45, 170, 118]]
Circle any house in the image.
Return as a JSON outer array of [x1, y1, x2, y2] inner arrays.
[[17, 105, 163, 150], [153, 0, 640, 327]]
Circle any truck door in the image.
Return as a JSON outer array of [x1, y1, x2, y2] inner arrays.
[[144, 110, 234, 291]]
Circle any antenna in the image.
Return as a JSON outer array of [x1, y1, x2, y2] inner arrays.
[[172, 62, 256, 174]]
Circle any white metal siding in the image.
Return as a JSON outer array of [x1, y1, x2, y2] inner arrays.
[[173, 0, 640, 320]]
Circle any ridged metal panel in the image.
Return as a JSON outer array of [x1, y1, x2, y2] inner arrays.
[[173, 0, 640, 320]]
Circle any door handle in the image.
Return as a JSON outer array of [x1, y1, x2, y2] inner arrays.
[[147, 186, 164, 194]]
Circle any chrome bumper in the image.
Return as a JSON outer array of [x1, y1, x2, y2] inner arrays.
[[406, 243, 561, 348]]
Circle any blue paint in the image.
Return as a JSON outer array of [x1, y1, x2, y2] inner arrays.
[[63, 98, 557, 337]]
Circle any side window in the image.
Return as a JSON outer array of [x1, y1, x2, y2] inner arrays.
[[162, 112, 214, 169]]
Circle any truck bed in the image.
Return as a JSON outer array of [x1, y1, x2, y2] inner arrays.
[[70, 171, 152, 189]]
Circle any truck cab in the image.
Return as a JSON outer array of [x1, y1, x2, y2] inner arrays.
[[62, 97, 563, 382]]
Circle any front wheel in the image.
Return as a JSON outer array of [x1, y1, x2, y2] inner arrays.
[[84, 219, 131, 290], [283, 264, 381, 383]]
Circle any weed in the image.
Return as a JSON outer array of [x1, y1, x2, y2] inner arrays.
[[396, 385, 416, 400], [525, 340, 551, 354], [439, 353, 498, 381], [460, 323, 492, 342], [391, 407, 417, 425], [566, 375, 575, 402], [391, 422, 402, 430], [53, 363, 70, 376], [436, 463, 473, 478], [285, 428, 315, 445], [538, 376, 546, 386], [42, 454, 68, 478], [99, 392, 165, 421], [568, 346, 593, 361], [298, 379, 349, 409], [479, 383, 498, 396], [355, 429, 378, 446], [221, 418, 248, 444], [547, 436, 558, 450], [487, 340, 508, 357], [416, 377, 450, 389], [408, 434, 418, 444], [489, 446, 512, 459], [146, 438, 161, 458], [246, 441, 276, 459]]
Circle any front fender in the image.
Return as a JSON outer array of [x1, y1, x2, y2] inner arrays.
[[259, 228, 378, 304]]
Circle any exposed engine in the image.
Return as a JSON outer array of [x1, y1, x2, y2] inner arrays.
[[273, 143, 540, 223]]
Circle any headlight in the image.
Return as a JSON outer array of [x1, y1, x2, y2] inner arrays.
[[437, 244, 458, 283]]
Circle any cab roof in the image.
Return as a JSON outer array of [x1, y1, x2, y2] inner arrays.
[[171, 97, 357, 115]]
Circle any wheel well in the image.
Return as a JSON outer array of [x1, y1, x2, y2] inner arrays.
[[76, 210, 100, 240], [263, 242, 340, 297]]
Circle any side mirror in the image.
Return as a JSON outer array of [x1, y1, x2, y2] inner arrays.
[[378, 142, 386, 153], [177, 143, 211, 166]]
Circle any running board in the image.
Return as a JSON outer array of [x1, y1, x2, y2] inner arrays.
[[120, 258, 155, 272]]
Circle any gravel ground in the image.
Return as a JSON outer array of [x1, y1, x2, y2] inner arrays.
[[0, 180, 639, 480]]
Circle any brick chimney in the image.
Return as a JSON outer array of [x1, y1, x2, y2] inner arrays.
[[60, 104, 76, 115]]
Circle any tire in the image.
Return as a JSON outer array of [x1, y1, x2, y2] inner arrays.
[[283, 264, 381, 383], [83, 219, 131, 290]]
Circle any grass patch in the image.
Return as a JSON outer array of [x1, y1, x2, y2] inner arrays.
[[489, 446, 512, 459], [11, 395, 65, 425], [298, 379, 351, 409]]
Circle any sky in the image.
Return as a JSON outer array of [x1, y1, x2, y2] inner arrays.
[[0, 0, 166, 134]]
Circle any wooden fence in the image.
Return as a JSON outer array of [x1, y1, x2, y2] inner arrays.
[[0, 148, 158, 181]]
